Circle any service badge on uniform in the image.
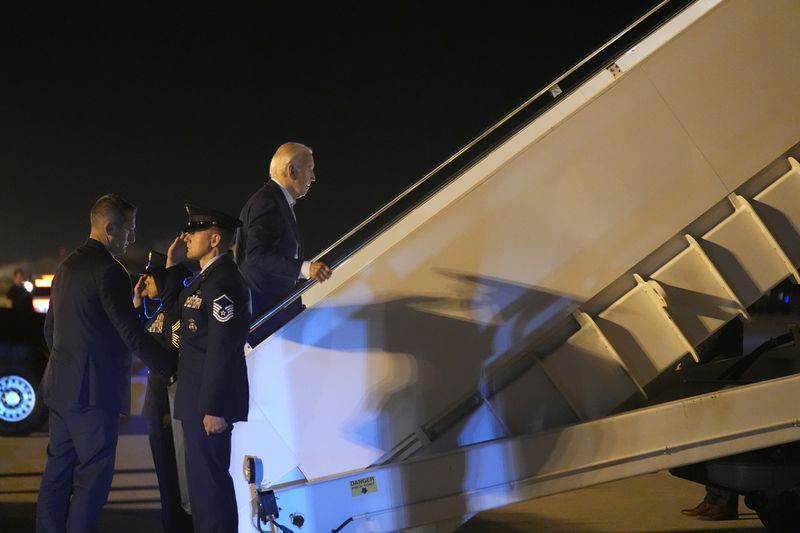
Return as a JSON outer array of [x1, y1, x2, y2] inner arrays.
[[184, 292, 202, 309], [171, 320, 181, 348], [187, 318, 198, 333], [147, 313, 164, 334], [213, 294, 234, 322]]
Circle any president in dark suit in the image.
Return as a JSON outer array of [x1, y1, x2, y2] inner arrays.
[[36, 194, 176, 533], [172, 205, 251, 533], [236, 142, 331, 345]]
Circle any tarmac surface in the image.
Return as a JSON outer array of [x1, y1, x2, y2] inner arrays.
[[1, 419, 767, 533], [459, 471, 766, 532]]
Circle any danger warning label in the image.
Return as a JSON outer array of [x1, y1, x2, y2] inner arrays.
[[350, 476, 377, 496]]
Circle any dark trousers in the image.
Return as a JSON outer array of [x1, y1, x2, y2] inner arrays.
[[144, 391, 193, 533], [36, 406, 119, 533], [671, 464, 738, 508], [182, 414, 237, 533], [706, 485, 738, 507]]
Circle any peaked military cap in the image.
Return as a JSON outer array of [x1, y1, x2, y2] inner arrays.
[[183, 204, 243, 233]]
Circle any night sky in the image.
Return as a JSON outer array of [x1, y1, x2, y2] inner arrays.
[[1, 2, 664, 270]]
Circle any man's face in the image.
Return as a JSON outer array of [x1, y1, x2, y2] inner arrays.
[[289, 153, 315, 199], [183, 228, 214, 260], [13, 271, 24, 284], [107, 213, 136, 257]]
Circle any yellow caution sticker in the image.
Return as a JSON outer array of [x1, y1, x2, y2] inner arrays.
[[350, 476, 377, 496]]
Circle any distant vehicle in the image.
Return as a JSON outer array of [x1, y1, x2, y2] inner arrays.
[[0, 275, 51, 436]]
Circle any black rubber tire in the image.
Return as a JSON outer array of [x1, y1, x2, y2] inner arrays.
[[0, 360, 47, 436], [755, 491, 800, 533]]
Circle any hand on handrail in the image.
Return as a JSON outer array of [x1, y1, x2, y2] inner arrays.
[[309, 261, 332, 283]]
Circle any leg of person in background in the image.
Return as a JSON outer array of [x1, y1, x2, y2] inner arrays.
[[145, 386, 191, 533], [168, 383, 193, 522], [699, 485, 738, 521]]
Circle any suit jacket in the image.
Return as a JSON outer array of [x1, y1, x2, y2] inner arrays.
[[236, 180, 304, 319], [173, 253, 251, 422], [41, 238, 176, 415]]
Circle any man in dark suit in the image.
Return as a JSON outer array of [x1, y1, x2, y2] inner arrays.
[[36, 194, 176, 533], [172, 204, 251, 533], [236, 142, 331, 345]]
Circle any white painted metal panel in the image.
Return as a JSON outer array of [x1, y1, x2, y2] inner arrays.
[[641, 0, 800, 190], [596, 283, 689, 384], [486, 363, 578, 436], [650, 244, 743, 345], [257, 374, 800, 533], [414, 402, 508, 457], [752, 158, 800, 267], [701, 201, 796, 306], [536, 323, 640, 421]]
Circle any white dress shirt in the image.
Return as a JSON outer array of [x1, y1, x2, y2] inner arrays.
[[200, 252, 224, 274], [271, 179, 311, 279]]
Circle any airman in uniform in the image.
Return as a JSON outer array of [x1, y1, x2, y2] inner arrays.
[[172, 204, 251, 533]]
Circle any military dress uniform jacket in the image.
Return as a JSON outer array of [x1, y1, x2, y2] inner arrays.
[[236, 180, 304, 318], [173, 253, 251, 422], [41, 238, 176, 415], [140, 264, 191, 420]]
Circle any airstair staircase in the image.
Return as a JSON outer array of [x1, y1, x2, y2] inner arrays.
[[232, 0, 800, 530]]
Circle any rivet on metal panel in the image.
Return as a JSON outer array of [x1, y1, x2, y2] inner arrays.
[[549, 84, 563, 98], [607, 62, 623, 79]]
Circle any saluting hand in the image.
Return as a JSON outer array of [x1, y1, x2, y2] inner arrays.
[[166, 234, 188, 267], [133, 275, 147, 308], [203, 414, 228, 435], [309, 261, 332, 283]]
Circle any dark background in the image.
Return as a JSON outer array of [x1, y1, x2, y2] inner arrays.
[[1, 2, 667, 269]]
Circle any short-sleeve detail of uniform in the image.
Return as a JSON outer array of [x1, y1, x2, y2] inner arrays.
[[213, 294, 234, 322]]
